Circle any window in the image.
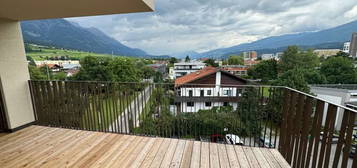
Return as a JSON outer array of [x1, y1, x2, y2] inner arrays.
[[188, 90, 193, 97], [205, 102, 212, 107], [207, 90, 212, 96], [187, 102, 194, 107], [200, 90, 204, 97], [223, 102, 229, 106], [224, 90, 232, 96]]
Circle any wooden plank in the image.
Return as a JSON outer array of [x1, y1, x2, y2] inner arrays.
[[149, 138, 172, 168], [200, 142, 209, 168], [89, 135, 131, 167], [69, 134, 122, 168], [270, 149, 291, 168], [252, 147, 271, 168], [169, 140, 186, 168], [243, 146, 259, 168], [128, 137, 157, 168], [32, 132, 110, 168], [190, 141, 201, 168], [217, 143, 230, 168], [260, 148, 282, 168], [119, 137, 152, 168], [209, 143, 220, 168], [226, 145, 240, 168], [160, 139, 179, 168], [234, 145, 250, 168], [180, 140, 193, 168], [107, 136, 144, 167], [97, 135, 138, 167], [140, 138, 165, 168], [0, 126, 48, 149]]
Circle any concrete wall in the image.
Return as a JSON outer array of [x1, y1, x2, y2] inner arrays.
[[0, 18, 35, 129]]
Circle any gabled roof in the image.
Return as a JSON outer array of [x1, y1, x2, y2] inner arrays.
[[175, 66, 248, 87]]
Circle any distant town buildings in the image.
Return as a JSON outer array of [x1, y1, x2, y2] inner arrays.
[[221, 65, 248, 76], [35, 60, 80, 66], [350, 32, 357, 58], [261, 52, 282, 61], [343, 42, 350, 54], [313, 49, 341, 58], [243, 51, 257, 60], [35, 60, 81, 77], [147, 64, 167, 75], [172, 61, 206, 79]]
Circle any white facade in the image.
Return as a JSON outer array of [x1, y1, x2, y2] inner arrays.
[[343, 42, 350, 54], [261, 54, 274, 60], [177, 71, 243, 113], [173, 62, 206, 79]]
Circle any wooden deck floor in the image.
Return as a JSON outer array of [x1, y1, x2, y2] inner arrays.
[[0, 126, 290, 168]]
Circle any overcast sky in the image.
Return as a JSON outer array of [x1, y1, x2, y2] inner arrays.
[[67, 0, 357, 55]]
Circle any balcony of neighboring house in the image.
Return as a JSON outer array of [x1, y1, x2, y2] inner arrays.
[[1, 81, 357, 167]]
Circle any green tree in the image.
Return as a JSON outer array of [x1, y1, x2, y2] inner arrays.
[[274, 68, 310, 93], [52, 72, 67, 80], [320, 56, 357, 84], [169, 57, 178, 64], [74, 56, 113, 81], [335, 51, 350, 57], [279, 46, 319, 71], [303, 69, 326, 84], [185, 55, 191, 62], [28, 66, 47, 80], [248, 59, 278, 83], [26, 56, 36, 66], [203, 59, 219, 67], [110, 58, 141, 82], [228, 55, 244, 65]]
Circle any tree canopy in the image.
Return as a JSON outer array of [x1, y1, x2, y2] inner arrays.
[[320, 56, 357, 84], [279, 46, 319, 71], [203, 58, 219, 67], [248, 59, 278, 83], [227, 55, 244, 65]]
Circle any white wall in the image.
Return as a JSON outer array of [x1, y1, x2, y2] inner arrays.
[[0, 19, 35, 129], [180, 102, 238, 113]]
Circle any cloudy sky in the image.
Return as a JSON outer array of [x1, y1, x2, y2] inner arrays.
[[68, 0, 357, 55]]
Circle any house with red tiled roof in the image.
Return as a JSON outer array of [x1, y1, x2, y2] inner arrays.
[[174, 67, 249, 113]]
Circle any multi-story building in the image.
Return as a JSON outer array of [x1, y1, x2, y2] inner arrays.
[[350, 32, 357, 58], [343, 42, 351, 54], [261, 54, 275, 60], [172, 61, 206, 79], [174, 67, 249, 113], [243, 51, 257, 60]]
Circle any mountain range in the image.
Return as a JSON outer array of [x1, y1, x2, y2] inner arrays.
[[21, 19, 154, 58], [21, 18, 357, 59], [195, 20, 357, 59]]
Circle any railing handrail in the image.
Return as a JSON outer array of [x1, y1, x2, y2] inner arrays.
[[29, 80, 357, 113]]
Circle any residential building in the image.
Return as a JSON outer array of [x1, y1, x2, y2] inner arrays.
[[35, 60, 80, 66], [261, 54, 275, 60], [350, 32, 357, 58], [221, 65, 248, 76], [174, 67, 249, 113], [343, 42, 351, 54], [243, 51, 257, 60], [173, 61, 206, 79], [244, 60, 260, 67], [313, 49, 341, 58], [147, 64, 167, 75], [310, 84, 357, 129]]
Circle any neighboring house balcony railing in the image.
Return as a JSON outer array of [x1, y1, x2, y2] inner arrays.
[[28, 80, 357, 167]]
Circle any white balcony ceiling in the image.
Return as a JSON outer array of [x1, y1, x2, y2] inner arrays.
[[0, 0, 154, 21]]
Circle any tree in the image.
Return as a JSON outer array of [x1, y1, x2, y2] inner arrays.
[[28, 66, 47, 80], [203, 59, 219, 67], [169, 57, 178, 64], [274, 68, 310, 93], [279, 46, 319, 71], [248, 59, 278, 83], [26, 56, 36, 66], [185, 55, 190, 62], [335, 51, 350, 57], [303, 69, 326, 84], [109, 58, 141, 82], [228, 55, 244, 65], [74, 56, 113, 81], [320, 56, 357, 84]]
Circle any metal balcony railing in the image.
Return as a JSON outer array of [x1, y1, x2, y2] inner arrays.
[[28, 80, 357, 167]]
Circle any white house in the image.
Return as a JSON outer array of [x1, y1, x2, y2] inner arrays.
[[174, 67, 249, 113], [173, 61, 206, 79]]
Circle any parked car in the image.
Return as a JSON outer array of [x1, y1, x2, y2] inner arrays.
[[225, 134, 244, 145], [209, 134, 244, 145], [350, 145, 356, 158]]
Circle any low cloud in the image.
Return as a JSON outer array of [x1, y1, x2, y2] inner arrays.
[[68, 0, 357, 55]]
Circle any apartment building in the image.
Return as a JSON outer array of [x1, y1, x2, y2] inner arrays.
[[172, 61, 206, 79]]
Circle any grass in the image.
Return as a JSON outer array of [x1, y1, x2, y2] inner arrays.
[[26, 44, 122, 61]]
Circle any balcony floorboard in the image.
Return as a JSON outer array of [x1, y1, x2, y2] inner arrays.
[[0, 126, 290, 168]]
